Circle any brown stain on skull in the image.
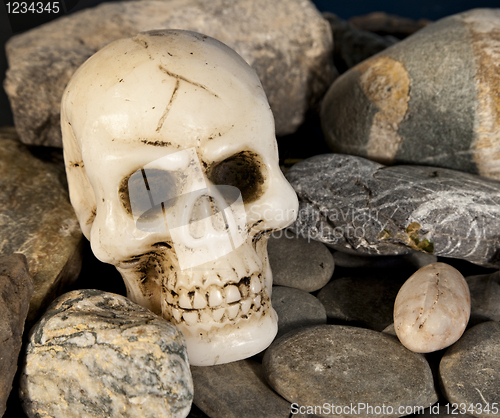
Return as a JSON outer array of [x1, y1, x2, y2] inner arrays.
[[357, 56, 410, 164], [465, 13, 500, 179], [69, 160, 84, 169], [86, 207, 97, 225]]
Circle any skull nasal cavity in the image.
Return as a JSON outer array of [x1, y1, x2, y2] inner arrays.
[[189, 195, 226, 239], [208, 151, 265, 203]]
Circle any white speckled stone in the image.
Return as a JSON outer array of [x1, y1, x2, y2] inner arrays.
[[19, 289, 193, 418], [394, 262, 470, 353]]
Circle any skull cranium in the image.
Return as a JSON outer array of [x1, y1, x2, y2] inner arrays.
[[61, 30, 298, 366]]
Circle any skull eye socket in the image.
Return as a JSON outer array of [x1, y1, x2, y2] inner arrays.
[[120, 168, 178, 219], [207, 151, 265, 203]]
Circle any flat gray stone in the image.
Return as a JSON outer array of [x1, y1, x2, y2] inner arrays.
[[403, 251, 438, 269], [466, 271, 500, 326], [268, 232, 334, 292], [333, 251, 437, 269], [316, 273, 407, 331], [440, 321, 500, 417], [321, 9, 500, 179], [0, 254, 33, 417], [263, 325, 438, 417], [382, 323, 397, 337], [19, 289, 193, 418], [0, 127, 82, 324], [4, 0, 335, 147], [332, 251, 406, 269], [271, 286, 327, 339], [191, 359, 290, 418], [287, 153, 500, 267]]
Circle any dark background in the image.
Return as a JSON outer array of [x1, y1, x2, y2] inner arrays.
[[1, 0, 500, 129]]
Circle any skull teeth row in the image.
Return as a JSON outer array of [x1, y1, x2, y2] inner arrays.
[[168, 292, 267, 325], [165, 273, 267, 324], [166, 275, 263, 310]]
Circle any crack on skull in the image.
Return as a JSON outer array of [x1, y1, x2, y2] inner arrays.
[[156, 79, 180, 133], [158, 65, 220, 99]]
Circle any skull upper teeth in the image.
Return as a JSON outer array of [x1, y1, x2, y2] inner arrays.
[[193, 291, 207, 309], [165, 272, 267, 324], [225, 285, 241, 303], [209, 288, 223, 307]]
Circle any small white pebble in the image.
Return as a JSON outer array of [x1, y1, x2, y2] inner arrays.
[[393, 262, 470, 353]]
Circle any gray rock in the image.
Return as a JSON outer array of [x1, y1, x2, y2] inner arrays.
[[191, 359, 289, 418], [0, 127, 82, 324], [316, 274, 407, 331], [332, 251, 406, 269], [403, 251, 438, 269], [271, 286, 327, 339], [382, 323, 397, 337], [19, 289, 193, 418], [0, 254, 34, 417], [263, 325, 438, 417], [287, 154, 500, 267], [4, 0, 335, 147], [324, 13, 397, 73], [332, 250, 437, 269], [321, 9, 500, 179], [466, 271, 500, 326], [349, 12, 431, 38], [268, 231, 334, 292], [440, 321, 500, 417]]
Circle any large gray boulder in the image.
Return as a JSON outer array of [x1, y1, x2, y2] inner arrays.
[[4, 0, 335, 147], [321, 9, 500, 179]]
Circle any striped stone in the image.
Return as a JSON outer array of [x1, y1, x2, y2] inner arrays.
[[321, 9, 500, 179], [287, 153, 500, 267], [19, 289, 193, 418]]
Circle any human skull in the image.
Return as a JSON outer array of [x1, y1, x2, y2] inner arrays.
[[61, 30, 298, 366]]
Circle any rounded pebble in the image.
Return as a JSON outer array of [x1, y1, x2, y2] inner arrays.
[[394, 262, 470, 353], [321, 9, 500, 179], [332, 251, 406, 268], [466, 271, 500, 326], [440, 321, 500, 417], [191, 359, 290, 418], [19, 289, 193, 418], [263, 324, 437, 417], [271, 286, 327, 339], [317, 274, 407, 331], [268, 231, 334, 292]]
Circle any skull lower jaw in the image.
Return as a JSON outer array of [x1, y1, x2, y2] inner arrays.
[[117, 237, 278, 366], [165, 239, 278, 366], [178, 302, 278, 366]]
